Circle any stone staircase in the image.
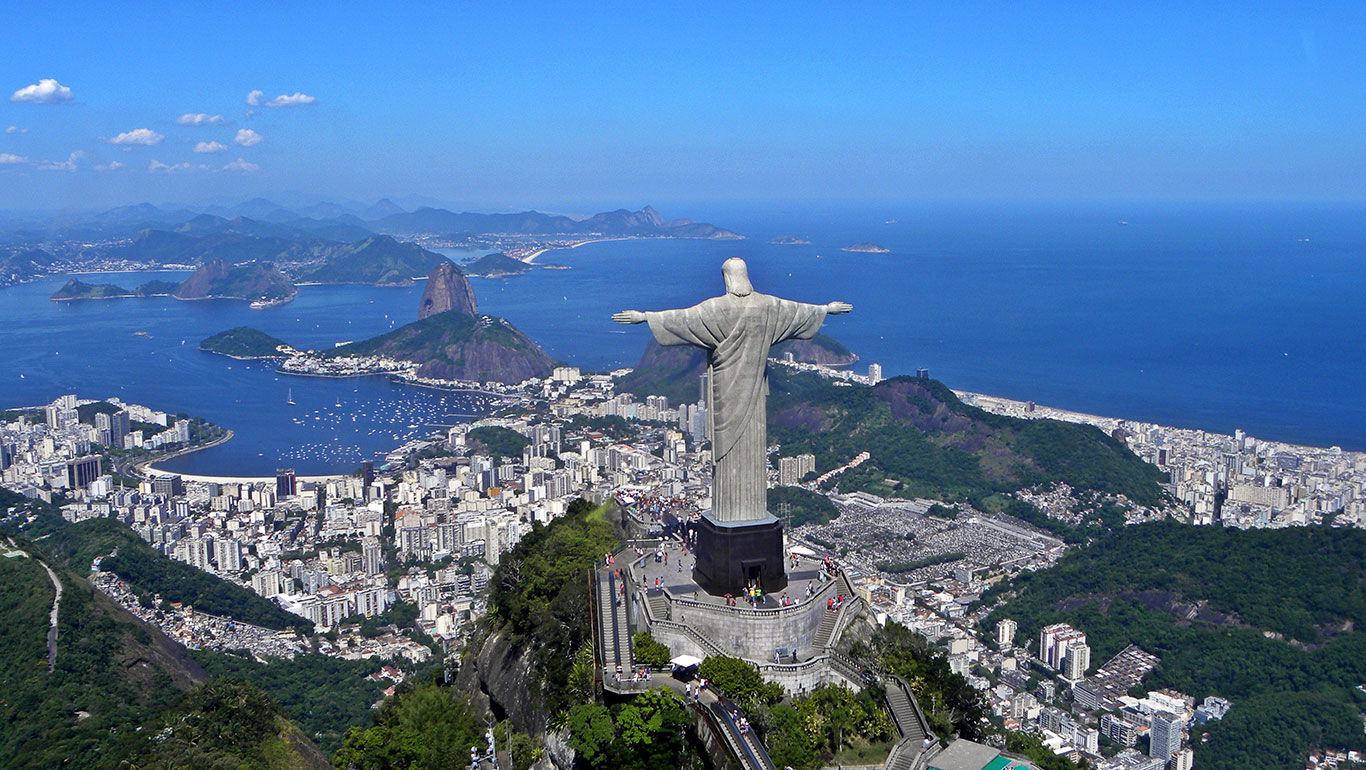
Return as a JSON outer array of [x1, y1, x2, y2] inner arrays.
[[882, 675, 932, 770], [811, 606, 840, 649], [598, 569, 632, 671], [647, 592, 669, 620]]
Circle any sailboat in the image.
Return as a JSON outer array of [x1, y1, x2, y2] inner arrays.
[[287, 388, 296, 406]]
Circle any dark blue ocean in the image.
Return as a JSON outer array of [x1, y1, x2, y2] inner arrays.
[[2, 201, 1363, 474]]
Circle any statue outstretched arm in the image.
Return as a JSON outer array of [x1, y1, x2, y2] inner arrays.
[[826, 301, 852, 315], [612, 310, 647, 324]]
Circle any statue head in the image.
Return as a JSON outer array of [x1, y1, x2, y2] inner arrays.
[[722, 257, 753, 297]]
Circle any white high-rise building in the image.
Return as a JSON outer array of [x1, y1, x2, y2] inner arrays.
[[362, 537, 384, 575], [214, 537, 242, 573], [1039, 623, 1086, 670], [1063, 641, 1090, 679], [868, 363, 883, 384], [1149, 711, 1183, 761], [995, 618, 1017, 649]]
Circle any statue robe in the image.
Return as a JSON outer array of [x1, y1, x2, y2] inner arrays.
[[646, 292, 828, 523]]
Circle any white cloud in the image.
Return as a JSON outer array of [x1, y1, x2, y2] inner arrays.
[[110, 128, 164, 146], [38, 151, 83, 171], [5, 126, 27, 134], [194, 140, 228, 153], [176, 113, 227, 126], [222, 157, 259, 173], [265, 91, 315, 107], [10, 78, 73, 104], [149, 159, 194, 174], [234, 128, 263, 147], [95, 160, 124, 171], [247, 89, 316, 108], [0, 153, 27, 164]]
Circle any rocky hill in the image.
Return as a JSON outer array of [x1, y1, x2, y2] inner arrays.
[[614, 339, 711, 405], [173, 259, 296, 301], [419, 260, 478, 318], [329, 261, 552, 383], [615, 332, 858, 404], [330, 311, 554, 383], [773, 332, 857, 366], [0, 249, 55, 285]]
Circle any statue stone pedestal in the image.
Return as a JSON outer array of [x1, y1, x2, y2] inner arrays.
[[693, 512, 787, 595]]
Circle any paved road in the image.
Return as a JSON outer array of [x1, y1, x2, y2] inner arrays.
[[39, 560, 62, 672], [1, 535, 61, 672]]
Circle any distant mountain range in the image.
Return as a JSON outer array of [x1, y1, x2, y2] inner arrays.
[[371, 204, 741, 239], [0, 199, 740, 244]]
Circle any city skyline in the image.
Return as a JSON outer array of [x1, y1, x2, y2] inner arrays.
[[4, 2, 1366, 210]]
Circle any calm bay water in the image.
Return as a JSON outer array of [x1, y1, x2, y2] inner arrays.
[[1, 202, 1363, 475]]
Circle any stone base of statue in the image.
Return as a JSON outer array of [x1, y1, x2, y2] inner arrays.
[[693, 513, 787, 595]]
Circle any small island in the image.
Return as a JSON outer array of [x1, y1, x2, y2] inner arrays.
[[50, 277, 183, 301], [460, 252, 532, 278], [841, 242, 890, 253], [769, 235, 811, 245], [199, 326, 295, 359]]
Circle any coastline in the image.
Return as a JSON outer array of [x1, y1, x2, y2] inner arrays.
[[135, 428, 235, 478], [522, 237, 636, 264], [139, 427, 345, 483]]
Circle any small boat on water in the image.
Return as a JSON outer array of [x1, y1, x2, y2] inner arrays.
[[287, 388, 296, 405]]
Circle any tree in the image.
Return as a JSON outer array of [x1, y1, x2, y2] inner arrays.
[[632, 631, 673, 667], [332, 683, 483, 770], [567, 704, 614, 768], [698, 656, 784, 709]]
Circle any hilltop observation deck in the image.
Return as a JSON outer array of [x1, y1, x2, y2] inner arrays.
[[596, 535, 868, 697]]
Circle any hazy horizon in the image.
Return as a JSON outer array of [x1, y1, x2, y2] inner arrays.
[[5, 3, 1366, 210]]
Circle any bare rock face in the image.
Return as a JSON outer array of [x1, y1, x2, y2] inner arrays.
[[418, 261, 477, 319]]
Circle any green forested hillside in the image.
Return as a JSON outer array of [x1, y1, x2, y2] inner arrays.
[[199, 325, 293, 357], [1, 492, 311, 633], [193, 650, 389, 754], [111, 678, 332, 770], [0, 545, 200, 768], [295, 235, 447, 285], [768, 372, 1167, 507], [982, 522, 1366, 769], [489, 498, 622, 714], [467, 425, 531, 462], [0, 538, 326, 769], [768, 485, 840, 526]]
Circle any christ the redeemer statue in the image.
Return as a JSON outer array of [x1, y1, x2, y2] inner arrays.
[[614, 257, 850, 593]]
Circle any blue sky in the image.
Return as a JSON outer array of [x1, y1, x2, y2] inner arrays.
[[2, 2, 1364, 211]]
